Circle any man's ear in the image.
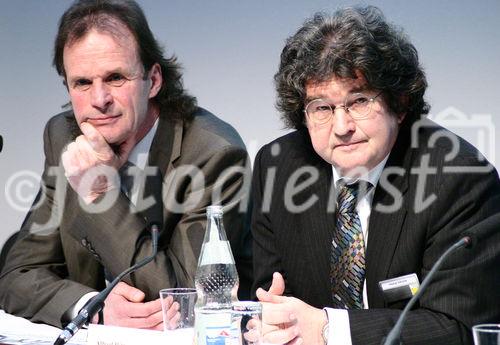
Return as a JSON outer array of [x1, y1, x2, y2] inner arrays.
[[148, 63, 162, 99], [397, 95, 409, 124], [397, 112, 407, 125]]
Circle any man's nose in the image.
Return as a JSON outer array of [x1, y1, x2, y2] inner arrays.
[[90, 80, 113, 111], [332, 108, 356, 136]]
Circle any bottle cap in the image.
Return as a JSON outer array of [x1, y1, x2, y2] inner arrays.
[[207, 205, 223, 216]]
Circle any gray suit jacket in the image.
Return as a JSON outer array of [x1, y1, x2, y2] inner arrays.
[[0, 107, 252, 328], [251, 119, 500, 345]]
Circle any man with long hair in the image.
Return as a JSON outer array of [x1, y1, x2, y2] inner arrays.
[[0, 0, 251, 330]]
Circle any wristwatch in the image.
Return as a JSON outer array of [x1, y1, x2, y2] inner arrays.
[[322, 321, 329, 344]]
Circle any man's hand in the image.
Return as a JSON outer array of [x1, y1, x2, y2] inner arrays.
[[95, 282, 163, 330], [160, 295, 182, 330], [61, 122, 134, 204], [257, 272, 328, 345]]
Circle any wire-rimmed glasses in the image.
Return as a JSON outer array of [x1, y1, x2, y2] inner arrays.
[[304, 91, 383, 125]]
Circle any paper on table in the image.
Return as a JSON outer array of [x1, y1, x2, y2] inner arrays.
[[0, 310, 87, 345]]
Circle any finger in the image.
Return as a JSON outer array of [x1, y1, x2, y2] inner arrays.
[[268, 272, 286, 296], [74, 135, 94, 168], [245, 318, 259, 331], [167, 311, 181, 330], [161, 295, 174, 309], [243, 328, 261, 343], [263, 325, 300, 345], [256, 287, 288, 304], [166, 301, 180, 320], [80, 122, 113, 158], [262, 303, 297, 325], [287, 336, 304, 345], [127, 309, 164, 329], [112, 282, 145, 303], [62, 142, 81, 177], [148, 321, 165, 331], [143, 309, 164, 329], [124, 297, 162, 318]]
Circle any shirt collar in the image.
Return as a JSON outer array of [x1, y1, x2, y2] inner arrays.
[[332, 155, 389, 188], [127, 117, 159, 170]]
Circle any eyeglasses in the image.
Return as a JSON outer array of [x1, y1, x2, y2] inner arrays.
[[70, 72, 144, 92], [304, 91, 383, 125]]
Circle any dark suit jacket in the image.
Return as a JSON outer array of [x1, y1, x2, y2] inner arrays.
[[251, 118, 500, 345], [0, 107, 252, 328]]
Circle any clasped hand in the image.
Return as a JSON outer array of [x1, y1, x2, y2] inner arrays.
[[257, 272, 328, 345]]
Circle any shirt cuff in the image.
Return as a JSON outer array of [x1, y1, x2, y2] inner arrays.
[[68, 291, 100, 319], [324, 308, 352, 345]]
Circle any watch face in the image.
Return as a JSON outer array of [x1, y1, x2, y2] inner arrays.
[[322, 322, 329, 343]]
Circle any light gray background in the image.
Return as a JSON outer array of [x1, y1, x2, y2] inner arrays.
[[1, 0, 499, 247]]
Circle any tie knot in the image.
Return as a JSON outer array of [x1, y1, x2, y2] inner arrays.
[[336, 180, 373, 213], [337, 183, 359, 213]]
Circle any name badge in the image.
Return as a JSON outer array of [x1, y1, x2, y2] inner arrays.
[[378, 273, 420, 303]]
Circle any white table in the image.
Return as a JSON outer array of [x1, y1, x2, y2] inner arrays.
[[0, 310, 191, 345]]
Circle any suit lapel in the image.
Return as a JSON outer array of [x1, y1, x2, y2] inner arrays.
[[365, 125, 413, 308], [148, 116, 182, 179], [147, 116, 183, 242], [288, 131, 336, 304]]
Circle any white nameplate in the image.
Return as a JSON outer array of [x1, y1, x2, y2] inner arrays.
[[378, 273, 420, 303]]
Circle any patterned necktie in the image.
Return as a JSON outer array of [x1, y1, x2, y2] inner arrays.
[[330, 182, 366, 309]]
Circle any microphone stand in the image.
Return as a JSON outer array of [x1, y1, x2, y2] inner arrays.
[[382, 236, 471, 345], [53, 224, 160, 345]]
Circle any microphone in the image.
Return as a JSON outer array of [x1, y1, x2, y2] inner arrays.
[[459, 212, 500, 249], [382, 236, 470, 345], [53, 222, 161, 345], [382, 213, 500, 345]]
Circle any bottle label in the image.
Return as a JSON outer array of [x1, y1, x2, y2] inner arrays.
[[195, 310, 238, 345], [205, 325, 232, 345]]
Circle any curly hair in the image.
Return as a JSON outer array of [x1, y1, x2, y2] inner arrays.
[[53, 0, 196, 120], [275, 6, 429, 129]]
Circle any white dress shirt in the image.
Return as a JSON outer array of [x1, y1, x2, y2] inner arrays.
[[325, 155, 389, 345]]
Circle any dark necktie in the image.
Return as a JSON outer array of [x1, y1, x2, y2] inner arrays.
[[119, 162, 163, 224], [330, 182, 366, 309], [119, 161, 140, 201]]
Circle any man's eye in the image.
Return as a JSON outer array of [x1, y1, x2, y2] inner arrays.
[[316, 105, 331, 112], [73, 79, 91, 90], [106, 73, 127, 86], [352, 96, 369, 105]]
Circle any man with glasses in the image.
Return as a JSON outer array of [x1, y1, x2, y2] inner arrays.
[[251, 6, 500, 345], [0, 0, 251, 330]]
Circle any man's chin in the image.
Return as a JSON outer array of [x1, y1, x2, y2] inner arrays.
[[98, 133, 126, 154], [332, 158, 372, 177]]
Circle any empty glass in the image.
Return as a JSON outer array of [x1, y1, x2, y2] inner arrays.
[[473, 324, 500, 345], [159, 288, 197, 330]]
